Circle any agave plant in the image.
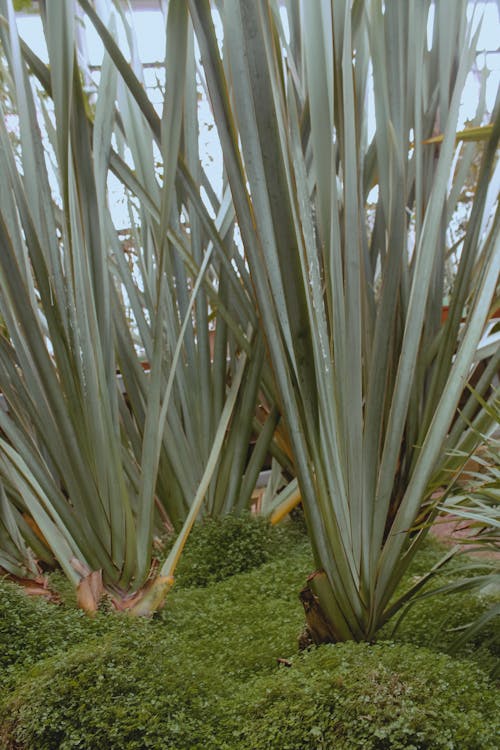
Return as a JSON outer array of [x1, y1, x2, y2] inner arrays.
[[0, 0, 277, 613], [180, 0, 500, 641]]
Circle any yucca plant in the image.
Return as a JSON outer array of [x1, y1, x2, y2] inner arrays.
[[181, 0, 500, 641], [0, 0, 274, 613], [104, 4, 276, 524], [1, 0, 498, 640], [392, 411, 500, 678], [423, 391, 500, 662]]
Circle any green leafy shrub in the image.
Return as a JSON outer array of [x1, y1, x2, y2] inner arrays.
[[225, 642, 500, 750], [174, 512, 300, 587]]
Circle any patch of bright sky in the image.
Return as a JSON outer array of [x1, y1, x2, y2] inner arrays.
[[15, 2, 500, 229], [16, 2, 500, 106]]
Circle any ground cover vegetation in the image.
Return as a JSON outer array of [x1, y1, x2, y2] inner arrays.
[[0, 0, 499, 745], [1, 518, 499, 749]]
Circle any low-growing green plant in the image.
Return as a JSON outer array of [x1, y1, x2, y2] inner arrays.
[[0, 579, 148, 690], [385, 586, 499, 673], [173, 512, 304, 587], [0, 580, 95, 686], [0, 542, 314, 750], [378, 537, 499, 675], [1, 632, 218, 750], [0, 540, 498, 750], [225, 642, 500, 750], [3, 630, 497, 750], [1, 537, 498, 750]]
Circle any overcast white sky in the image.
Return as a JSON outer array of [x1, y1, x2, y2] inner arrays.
[[12, 3, 500, 228], [16, 2, 500, 108]]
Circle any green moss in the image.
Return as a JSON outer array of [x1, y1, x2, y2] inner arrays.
[[0, 544, 314, 750], [173, 511, 306, 588], [3, 635, 497, 749], [384, 585, 499, 655], [1, 632, 217, 750], [0, 578, 117, 689], [0, 530, 498, 750], [225, 641, 500, 750]]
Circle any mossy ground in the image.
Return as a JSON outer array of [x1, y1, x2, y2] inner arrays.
[[0, 516, 498, 749]]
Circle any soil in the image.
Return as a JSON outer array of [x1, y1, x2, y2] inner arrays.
[[430, 515, 499, 561]]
